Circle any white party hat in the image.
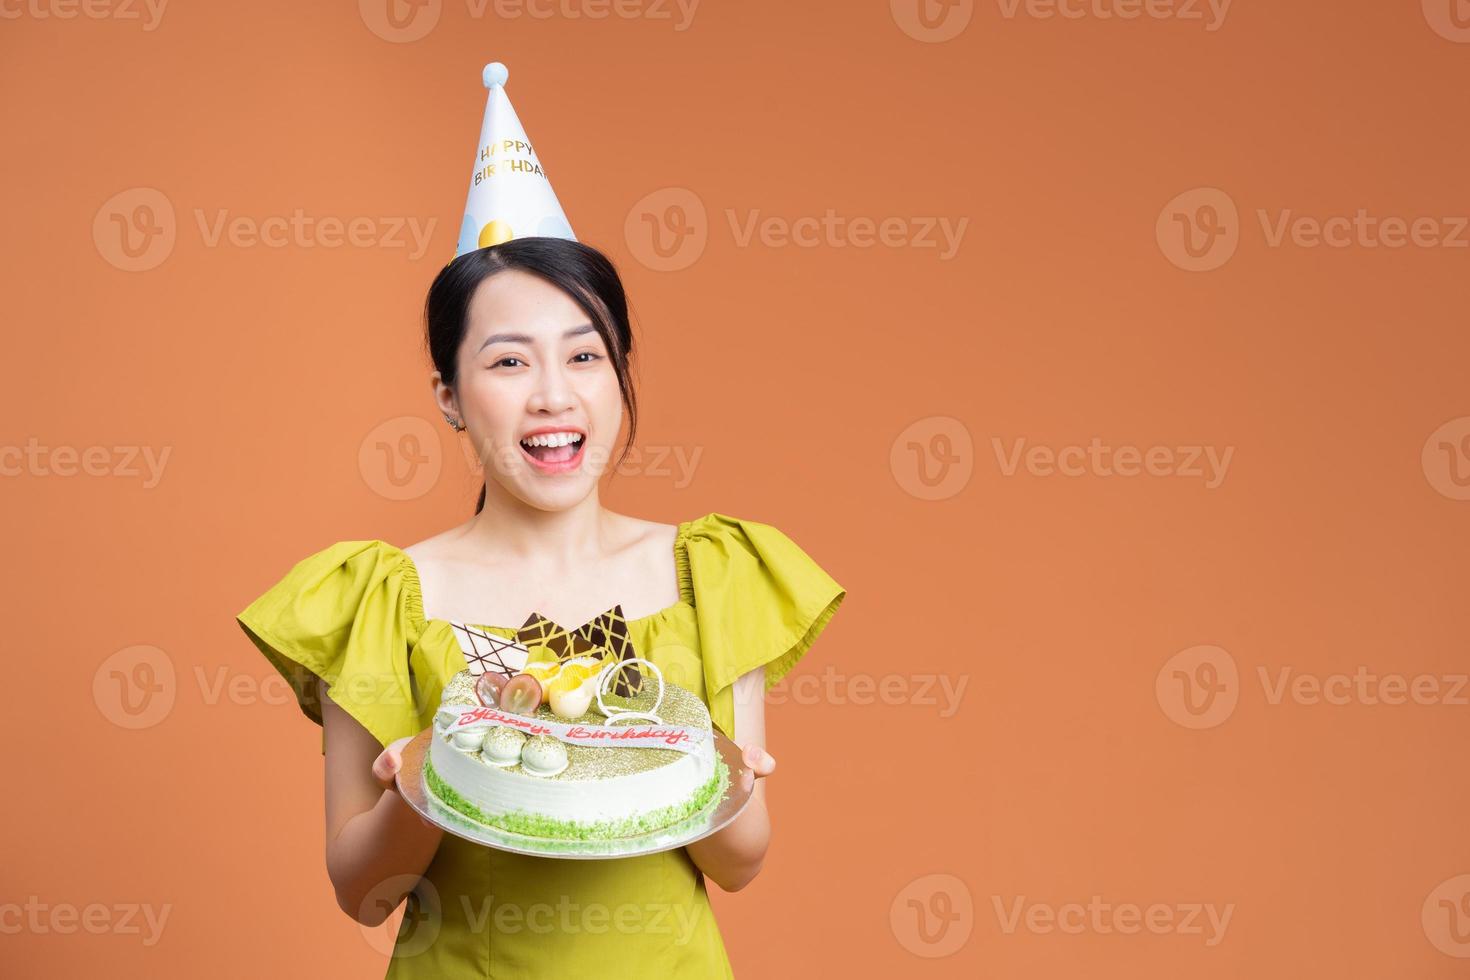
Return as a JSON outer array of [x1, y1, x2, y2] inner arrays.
[[454, 62, 577, 259]]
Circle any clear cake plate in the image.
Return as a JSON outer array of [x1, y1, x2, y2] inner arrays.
[[396, 728, 755, 859]]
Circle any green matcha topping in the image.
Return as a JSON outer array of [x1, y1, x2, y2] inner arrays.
[[425, 754, 730, 842]]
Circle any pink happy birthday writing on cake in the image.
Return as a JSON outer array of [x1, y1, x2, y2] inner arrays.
[[443, 705, 706, 754]]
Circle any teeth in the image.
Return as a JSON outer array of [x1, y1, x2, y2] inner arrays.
[[521, 432, 584, 448]]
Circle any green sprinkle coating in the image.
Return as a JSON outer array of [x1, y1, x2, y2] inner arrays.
[[425, 754, 731, 841]]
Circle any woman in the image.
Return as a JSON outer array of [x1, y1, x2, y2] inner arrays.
[[237, 237, 846, 977]]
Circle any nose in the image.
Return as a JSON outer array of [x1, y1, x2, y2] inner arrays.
[[526, 360, 577, 415]]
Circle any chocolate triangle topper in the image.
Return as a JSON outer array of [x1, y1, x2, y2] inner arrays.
[[515, 604, 643, 697], [450, 623, 530, 677]]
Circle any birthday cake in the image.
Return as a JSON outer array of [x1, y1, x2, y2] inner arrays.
[[423, 607, 729, 841]]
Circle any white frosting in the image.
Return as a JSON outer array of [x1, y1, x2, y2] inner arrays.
[[430, 732, 715, 827], [429, 681, 717, 832], [520, 736, 569, 777], [451, 729, 486, 751]]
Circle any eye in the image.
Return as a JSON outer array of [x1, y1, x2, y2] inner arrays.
[[492, 356, 525, 369], [570, 352, 603, 364]]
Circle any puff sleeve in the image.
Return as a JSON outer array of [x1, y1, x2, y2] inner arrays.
[[681, 513, 846, 740], [235, 540, 432, 753]]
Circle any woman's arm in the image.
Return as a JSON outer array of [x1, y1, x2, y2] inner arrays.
[[319, 677, 445, 926], [684, 666, 775, 892]]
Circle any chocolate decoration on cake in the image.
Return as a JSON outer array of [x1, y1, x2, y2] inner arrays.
[[452, 623, 530, 677], [577, 606, 642, 698], [515, 605, 644, 698], [515, 612, 600, 660]]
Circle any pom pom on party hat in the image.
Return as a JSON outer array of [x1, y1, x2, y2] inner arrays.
[[454, 62, 576, 259]]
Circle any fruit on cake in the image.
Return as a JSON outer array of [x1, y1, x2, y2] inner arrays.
[[423, 607, 729, 841]]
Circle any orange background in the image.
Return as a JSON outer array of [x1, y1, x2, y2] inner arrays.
[[5, 1, 1470, 976]]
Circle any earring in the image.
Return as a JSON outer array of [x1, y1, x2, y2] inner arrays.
[[444, 414, 464, 432]]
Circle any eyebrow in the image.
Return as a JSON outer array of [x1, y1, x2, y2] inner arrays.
[[477, 323, 597, 353]]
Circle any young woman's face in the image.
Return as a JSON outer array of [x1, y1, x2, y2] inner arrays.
[[443, 268, 623, 511]]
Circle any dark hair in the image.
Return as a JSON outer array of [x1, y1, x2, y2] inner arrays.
[[424, 238, 638, 514]]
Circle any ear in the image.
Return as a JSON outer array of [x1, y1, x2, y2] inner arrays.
[[430, 371, 459, 421]]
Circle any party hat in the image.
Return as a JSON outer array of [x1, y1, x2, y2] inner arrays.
[[454, 62, 577, 259]]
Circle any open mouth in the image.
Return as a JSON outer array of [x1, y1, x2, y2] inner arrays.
[[519, 431, 586, 469]]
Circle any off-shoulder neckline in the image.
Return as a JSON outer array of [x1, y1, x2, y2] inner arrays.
[[394, 517, 698, 634]]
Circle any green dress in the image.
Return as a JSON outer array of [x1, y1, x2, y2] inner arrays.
[[236, 512, 845, 978]]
